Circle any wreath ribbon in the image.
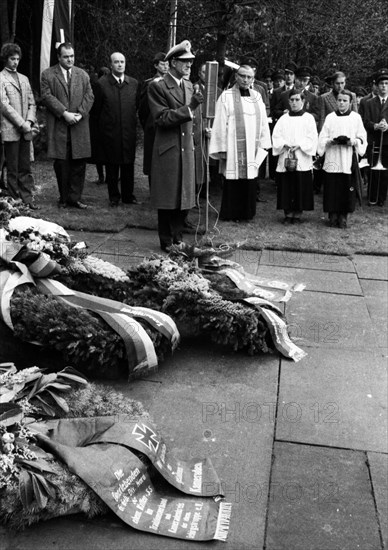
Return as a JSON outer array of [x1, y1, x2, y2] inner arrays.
[[0, 238, 179, 377]]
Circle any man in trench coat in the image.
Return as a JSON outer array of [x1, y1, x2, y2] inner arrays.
[[92, 52, 138, 206], [41, 42, 94, 209], [147, 40, 203, 251]]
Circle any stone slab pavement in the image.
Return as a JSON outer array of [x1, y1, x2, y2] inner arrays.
[[3, 227, 387, 550]]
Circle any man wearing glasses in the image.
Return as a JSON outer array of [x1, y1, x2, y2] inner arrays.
[[209, 64, 271, 221], [148, 40, 203, 251]]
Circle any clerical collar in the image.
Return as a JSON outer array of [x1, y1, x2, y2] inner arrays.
[[335, 109, 351, 116], [240, 88, 250, 97], [289, 109, 305, 117]]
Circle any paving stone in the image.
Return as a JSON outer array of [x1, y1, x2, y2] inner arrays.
[[8, 343, 277, 550], [354, 255, 388, 280], [114, 342, 280, 549], [276, 348, 388, 453], [260, 249, 355, 273], [360, 279, 388, 348], [230, 249, 262, 273], [367, 452, 388, 549], [92, 251, 147, 269], [286, 291, 376, 351], [265, 442, 382, 550], [66, 230, 112, 252], [256, 264, 362, 295]]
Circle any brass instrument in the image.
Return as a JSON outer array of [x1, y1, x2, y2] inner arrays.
[[371, 128, 387, 171], [369, 120, 387, 204]]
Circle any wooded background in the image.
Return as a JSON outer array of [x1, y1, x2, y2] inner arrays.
[[1, 0, 388, 90]]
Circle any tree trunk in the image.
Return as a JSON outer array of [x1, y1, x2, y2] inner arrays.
[[0, 0, 10, 43]]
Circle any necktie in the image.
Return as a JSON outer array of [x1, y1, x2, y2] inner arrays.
[[382, 98, 385, 106], [66, 70, 71, 97], [118, 78, 122, 85]]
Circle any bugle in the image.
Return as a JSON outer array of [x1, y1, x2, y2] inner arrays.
[[368, 125, 387, 204], [371, 128, 387, 171]]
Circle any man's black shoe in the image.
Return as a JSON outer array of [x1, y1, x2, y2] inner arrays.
[[68, 201, 88, 209], [110, 201, 119, 207]]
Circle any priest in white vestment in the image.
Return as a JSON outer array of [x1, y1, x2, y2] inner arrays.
[[209, 65, 271, 221]]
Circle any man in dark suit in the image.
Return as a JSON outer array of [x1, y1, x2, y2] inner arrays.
[[148, 40, 203, 251], [274, 66, 321, 126], [41, 42, 94, 209], [272, 62, 298, 122], [363, 69, 388, 206], [138, 52, 168, 188], [319, 71, 357, 131], [92, 51, 138, 206]]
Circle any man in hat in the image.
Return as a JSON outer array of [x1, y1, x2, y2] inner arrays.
[[273, 65, 320, 125], [272, 69, 286, 90], [92, 51, 138, 207], [147, 40, 203, 251], [358, 79, 378, 122], [319, 71, 357, 131], [263, 68, 274, 98], [272, 62, 298, 121], [311, 76, 321, 96], [138, 52, 169, 187], [363, 69, 388, 206]]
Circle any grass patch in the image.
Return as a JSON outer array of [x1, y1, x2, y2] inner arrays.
[[31, 150, 387, 255]]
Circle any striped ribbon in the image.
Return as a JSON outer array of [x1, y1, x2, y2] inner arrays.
[[0, 238, 179, 377], [219, 267, 304, 303], [244, 297, 306, 362]]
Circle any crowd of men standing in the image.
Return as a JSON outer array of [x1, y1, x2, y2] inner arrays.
[[0, 39, 387, 249]]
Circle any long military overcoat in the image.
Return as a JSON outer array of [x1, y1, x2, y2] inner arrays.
[[40, 64, 94, 159], [147, 73, 195, 210]]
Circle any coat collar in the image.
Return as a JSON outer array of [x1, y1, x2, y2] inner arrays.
[[164, 72, 185, 105], [1, 68, 20, 89], [53, 64, 71, 96]]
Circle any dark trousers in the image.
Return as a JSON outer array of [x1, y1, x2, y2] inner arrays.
[[157, 209, 187, 248], [53, 136, 86, 204], [106, 162, 134, 203], [3, 138, 34, 203]]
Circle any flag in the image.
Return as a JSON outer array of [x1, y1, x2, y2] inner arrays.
[[40, 0, 74, 74]]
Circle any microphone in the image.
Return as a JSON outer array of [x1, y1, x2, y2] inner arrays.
[[204, 61, 219, 119]]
